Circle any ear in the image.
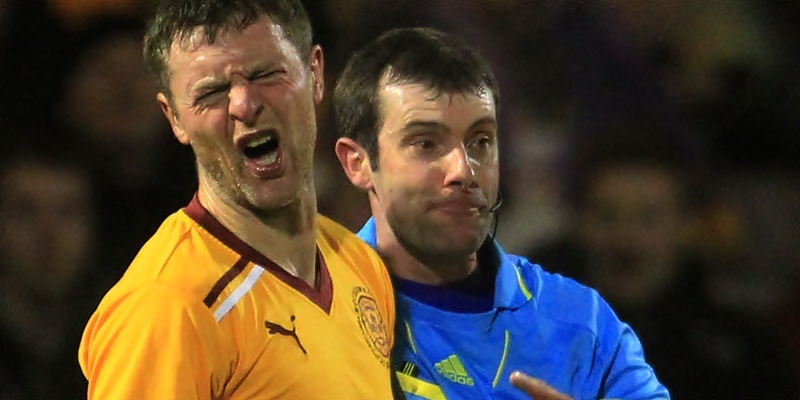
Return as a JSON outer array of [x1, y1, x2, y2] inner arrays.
[[309, 45, 324, 104], [157, 92, 189, 145], [335, 137, 373, 191]]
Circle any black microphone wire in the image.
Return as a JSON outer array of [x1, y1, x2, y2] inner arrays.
[[489, 192, 502, 241]]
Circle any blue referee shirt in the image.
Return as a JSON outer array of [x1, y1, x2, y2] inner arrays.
[[358, 218, 669, 400]]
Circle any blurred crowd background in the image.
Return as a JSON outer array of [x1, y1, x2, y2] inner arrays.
[[0, 0, 797, 398]]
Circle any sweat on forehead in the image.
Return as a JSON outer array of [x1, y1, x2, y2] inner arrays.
[[143, 0, 313, 97], [175, 18, 288, 49]]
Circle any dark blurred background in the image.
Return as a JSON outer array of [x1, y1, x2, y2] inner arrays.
[[0, 0, 797, 398]]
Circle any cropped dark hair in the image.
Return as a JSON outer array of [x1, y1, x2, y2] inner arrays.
[[333, 27, 499, 169], [143, 0, 313, 99]]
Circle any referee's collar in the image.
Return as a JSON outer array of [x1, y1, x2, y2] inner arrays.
[[355, 217, 532, 310], [356, 217, 379, 249]]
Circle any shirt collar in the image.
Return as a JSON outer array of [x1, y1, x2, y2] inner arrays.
[[356, 217, 533, 311]]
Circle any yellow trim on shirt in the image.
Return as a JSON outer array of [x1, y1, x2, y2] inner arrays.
[[396, 372, 447, 400], [514, 266, 533, 300], [492, 330, 511, 387], [404, 320, 419, 354]]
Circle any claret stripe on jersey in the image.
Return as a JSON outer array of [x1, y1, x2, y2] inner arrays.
[[186, 194, 335, 314], [79, 196, 396, 399], [200, 258, 269, 322], [203, 258, 249, 307], [213, 264, 265, 322]]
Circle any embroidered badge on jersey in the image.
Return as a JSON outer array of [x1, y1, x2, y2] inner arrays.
[[352, 286, 390, 366]]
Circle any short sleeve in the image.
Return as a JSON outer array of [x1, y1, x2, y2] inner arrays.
[[595, 297, 671, 399], [79, 283, 232, 400]]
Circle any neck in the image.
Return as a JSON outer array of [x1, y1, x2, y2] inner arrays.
[[372, 216, 478, 285], [198, 185, 319, 286], [382, 246, 478, 286]]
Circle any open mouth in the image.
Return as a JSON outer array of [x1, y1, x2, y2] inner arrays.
[[241, 131, 280, 165]]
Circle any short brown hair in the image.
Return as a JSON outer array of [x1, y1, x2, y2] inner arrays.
[[143, 0, 313, 99]]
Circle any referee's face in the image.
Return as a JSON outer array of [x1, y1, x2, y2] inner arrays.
[[368, 82, 499, 271]]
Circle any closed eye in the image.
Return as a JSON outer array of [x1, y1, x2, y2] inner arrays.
[[250, 69, 285, 82], [193, 84, 229, 106]]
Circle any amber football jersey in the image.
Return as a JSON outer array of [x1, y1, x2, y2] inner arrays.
[[79, 196, 395, 399]]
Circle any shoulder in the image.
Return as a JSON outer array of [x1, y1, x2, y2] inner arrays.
[[79, 279, 230, 399], [317, 215, 385, 268], [82, 210, 239, 377], [105, 209, 244, 311], [91, 280, 212, 330], [510, 253, 600, 304], [510, 253, 622, 337], [316, 214, 358, 243], [316, 215, 395, 324], [316, 215, 393, 297], [499, 253, 666, 397]]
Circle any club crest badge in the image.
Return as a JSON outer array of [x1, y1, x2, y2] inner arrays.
[[352, 286, 390, 366]]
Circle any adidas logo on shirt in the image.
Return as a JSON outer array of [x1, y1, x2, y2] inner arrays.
[[434, 354, 474, 386]]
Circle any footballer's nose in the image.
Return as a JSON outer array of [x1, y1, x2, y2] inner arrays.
[[228, 83, 263, 125]]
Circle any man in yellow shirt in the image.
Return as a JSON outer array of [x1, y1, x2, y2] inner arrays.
[[78, 1, 395, 398]]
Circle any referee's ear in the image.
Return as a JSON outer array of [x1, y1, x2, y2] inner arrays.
[[335, 137, 374, 191]]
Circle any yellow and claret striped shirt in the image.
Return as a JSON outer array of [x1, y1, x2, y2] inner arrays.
[[79, 195, 395, 399]]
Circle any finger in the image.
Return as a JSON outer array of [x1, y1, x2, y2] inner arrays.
[[509, 371, 573, 400]]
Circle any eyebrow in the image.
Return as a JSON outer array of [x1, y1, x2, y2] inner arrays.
[[190, 62, 278, 94], [469, 117, 497, 130], [403, 120, 446, 132], [192, 78, 229, 95], [403, 116, 497, 132], [244, 63, 278, 79]]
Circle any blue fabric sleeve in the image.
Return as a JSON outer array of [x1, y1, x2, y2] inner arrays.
[[595, 299, 670, 399]]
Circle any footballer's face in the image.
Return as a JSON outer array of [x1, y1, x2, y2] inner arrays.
[[158, 15, 324, 214], [368, 81, 500, 267]]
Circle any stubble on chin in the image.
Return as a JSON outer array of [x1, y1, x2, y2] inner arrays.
[[390, 212, 488, 269]]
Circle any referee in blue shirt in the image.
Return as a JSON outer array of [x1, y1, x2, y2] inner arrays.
[[333, 27, 668, 400]]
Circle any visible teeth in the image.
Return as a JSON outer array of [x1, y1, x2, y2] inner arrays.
[[258, 151, 278, 165], [246, 135, 273, 148], [242, 133, 279, 163]]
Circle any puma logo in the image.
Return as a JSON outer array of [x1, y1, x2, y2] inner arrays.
[[265, 315, 306, 354]]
